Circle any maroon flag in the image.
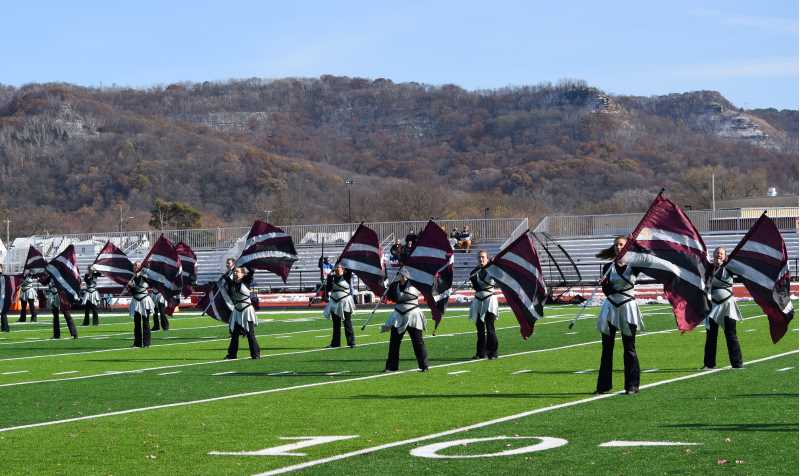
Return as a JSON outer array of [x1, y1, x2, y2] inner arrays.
[[236, 221, 298, 282], [402, 220, 454, 323], [197, 280, 234, 323], [23, 246, 48, 279], [336, 223, 385, 296], [487, 232, 546, 339], [176, 242, 197, 297], [726, 213, 795, 343], [45, 245, 81, 304], [0, 274, 21, 314], [93, 241, 134, 287], [141, 235, 182, 301], [618, 192, 711, 332]]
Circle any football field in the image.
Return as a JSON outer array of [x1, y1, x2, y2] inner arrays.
[[0, 301, 796, 475]]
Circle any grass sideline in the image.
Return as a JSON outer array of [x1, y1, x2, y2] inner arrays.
[[0, 301, 796, 475]]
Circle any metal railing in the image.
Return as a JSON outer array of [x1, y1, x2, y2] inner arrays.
[[534, 207, 799, 238]]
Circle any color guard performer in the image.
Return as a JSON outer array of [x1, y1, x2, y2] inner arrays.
[[81, 266, 102, 326], [469, 250, 499, 359], [150, 289, 170, 331], [18, 270, 38, 323], [224, 266, 260, 360], [323, 263, 356, 348], [128, 262, 153, 348], [45, 278, 77, 339], [703, 247, 743, 369], [0, 264, 10, 332], [382, 268, 428, 372]]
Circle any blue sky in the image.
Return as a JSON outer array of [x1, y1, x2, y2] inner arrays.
[[1, 0, 797, 109]]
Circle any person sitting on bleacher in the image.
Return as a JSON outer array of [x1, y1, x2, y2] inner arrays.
[[389, 239, 403, 265], [457, 225, 473, 253]]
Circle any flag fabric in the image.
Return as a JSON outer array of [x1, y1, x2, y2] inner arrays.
[[618, 192, 710, 332], [0, 274, 21, 314], [45, 245, 81, 304], [23, 246, 48, 279], [176, 242, 197, 297], [236, 221, 298, 282], [401, 220, 454, 323], [336, 223, 386, 296], [197, 280, 234, 323], [487, 232, 546, 339], [93, 241, 135, 287], [725, 213, 795, 343], [141, 235, 182, 301]]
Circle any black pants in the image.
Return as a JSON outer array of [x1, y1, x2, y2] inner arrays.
[[226, 323, 261, 359], [596, 323, 640, 393], [82, 303, 99, 326], [704, 317, 743, 368], [385, 326, 428, 371], [19, 299, 37, 322], [330, 311, 355, 347], [475, 312, 498, 358], [133, 312, 151, 347], [151, 305, 169, 331], [52, 308, 77, 339], [1, 312, 8, 332]]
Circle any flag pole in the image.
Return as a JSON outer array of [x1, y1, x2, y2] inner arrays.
[[567, 263, 612, 329], [360, 268, 400, 331]]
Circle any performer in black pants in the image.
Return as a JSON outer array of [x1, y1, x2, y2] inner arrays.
[[470, 250, 499, 359], [45, 279, 77, 339], [382, 268, 428, 372], [224, 266, 260, 360], [0, 264, 10, 332], [323, 264, 356, 348], [18, 270, 38, 323], [81, 266, 102, 326], [150, 290, 170, 331], [594, 236, 645, 395], [128, 262, 153, 348], [703, 247, 743, 369]]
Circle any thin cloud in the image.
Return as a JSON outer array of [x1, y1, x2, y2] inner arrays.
[[670, 57, 799, 80], [688, 9, 797, 35]]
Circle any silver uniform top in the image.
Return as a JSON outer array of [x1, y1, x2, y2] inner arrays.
[[20, 276, 37, 301], [46, 282, 61, 309], [129, 275, 154, 317], [132, 277, 149, 301], [323, 274, 355, 319], [706, 265, 741, 325], [229, 280, 257, 331], [469, 267, 499, 322], [596, 262, 644, 336], [383, 281, 426, 333]]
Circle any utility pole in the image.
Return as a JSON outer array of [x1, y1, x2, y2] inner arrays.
[[264, 210, 272, 223], [344, 178, 354, 223], [4, 218, 9, 245], [711, 173, 716, 217]]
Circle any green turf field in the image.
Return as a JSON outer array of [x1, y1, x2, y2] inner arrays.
[[0, 301, 796, 475]]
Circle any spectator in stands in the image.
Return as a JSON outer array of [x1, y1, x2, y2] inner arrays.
[[389, 239, 403, 265], [318, 256, 333, 282], [458, 225, 473, 253], [449, 228, 459, 249], [404, 228, 417, 250]]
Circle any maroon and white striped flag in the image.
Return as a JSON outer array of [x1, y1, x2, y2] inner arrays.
[[46, 245, 81, 304], [402, 220, 454, 323], [176, 242, 197, 297], [197, 280, 233, 323], [236, 221, 298, 282], [336, 223, 385, 296], [726, 213, 795, 343], [487, 232, 546, 339], [618, 192, 710, 332], [0, 274, 21, 314], [93, 241, 134, 287], [23, 246, 48, 279], [141, 235, 182, 300]]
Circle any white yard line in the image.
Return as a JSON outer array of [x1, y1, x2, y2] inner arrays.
[[1, 370, 28, 375], [158, 371, 181, 376], [574, 369, 593, 374], [52, 371, 79, 375], [211, 371, 237, 376], [447, 370, 470, 376], [776, 367, 794, 372], [325, 371, 349, 376], [253, 350, 799, 476], [511, 369, 532, 375], [642, 369, 659, 373]]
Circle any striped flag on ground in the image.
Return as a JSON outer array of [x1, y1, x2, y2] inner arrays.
[[93, 241, 135, 288], [141, 235, 182, 300], [725, 213, 795, 343], [176, 242, 197, 297], [336, 223, 385, 296], [0, 274, 21, 314], [45, 245, 81, 304], [402, 220, 454, 323], [487, 231, 546, 339], [197, 280, 234, 323], [618, 191, 710, 332], [236, 221, 298, 282], [23, 246, 48, 279]]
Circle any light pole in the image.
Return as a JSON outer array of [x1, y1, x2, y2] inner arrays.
[[4, 218, 8, 245], [344, 178, 354, 223], [264, 210, 272, 223]]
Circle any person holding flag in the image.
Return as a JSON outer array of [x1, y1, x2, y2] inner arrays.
[[128, 262, 154, 348], [18, 270, 38, 323], [323, 263, 356, 348], [470, 250, 499, 359], [0, 264, 19, 332], [382, 268, 428, 372], [45, 277, 78, 339], [150, 289, 169, 331], [702, 247, 744, 369], [224, 266, 260, 360], [81, 266, 102, 326]]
